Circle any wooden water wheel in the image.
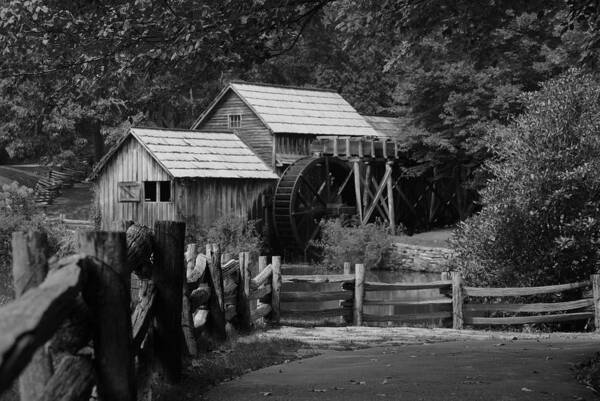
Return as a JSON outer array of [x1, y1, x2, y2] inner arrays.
[[273, 156, 356, 253]]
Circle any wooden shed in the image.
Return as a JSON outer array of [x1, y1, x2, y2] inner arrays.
[[90, 127, 278, 230], [190, 81, 379, 172]]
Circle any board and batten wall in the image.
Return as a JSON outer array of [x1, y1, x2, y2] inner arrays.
[[95, 136, 274, 230], [95, 136, 176, 229], [197, 90, 274, 167]]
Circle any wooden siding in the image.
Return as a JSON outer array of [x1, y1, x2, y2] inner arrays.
[[275, 133, 313, 156], [96, 136, 273, 231], [174, 178, 273, 232], [197, 91, 274, 167], [97, 136, 176, 229]]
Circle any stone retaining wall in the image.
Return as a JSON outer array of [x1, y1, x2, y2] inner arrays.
[[388, 243, 455, 273]]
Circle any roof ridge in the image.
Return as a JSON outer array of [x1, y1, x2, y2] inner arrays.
[[229, 80, 339, 94], [132, 126, 235, 134]]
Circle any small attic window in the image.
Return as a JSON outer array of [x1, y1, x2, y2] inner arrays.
[[228, 114, 242, 129]]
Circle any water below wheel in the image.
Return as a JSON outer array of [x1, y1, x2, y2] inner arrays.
[[273, 156, 356, 253]]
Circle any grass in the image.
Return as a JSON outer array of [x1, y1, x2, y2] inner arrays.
[[153, 337, 315, 401]]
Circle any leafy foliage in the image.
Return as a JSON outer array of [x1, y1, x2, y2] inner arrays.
[[0, 182, 69, 304], [450, 70, 600, 287], [313, 218, 393, 270], [191, 215, 263, 262], [0, 0, 335, 165]]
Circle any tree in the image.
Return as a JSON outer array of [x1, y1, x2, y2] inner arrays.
[[451, 70, 600, 287], [0, 0, 334, 164]]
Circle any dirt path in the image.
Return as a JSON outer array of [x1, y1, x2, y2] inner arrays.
[[205, 328, 599, 400]]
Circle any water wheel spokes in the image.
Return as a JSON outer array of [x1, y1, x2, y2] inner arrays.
[[273, 156, 356, 253]]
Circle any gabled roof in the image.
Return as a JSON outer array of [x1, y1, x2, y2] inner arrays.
[[362, 115, 424, 142], [91, 128, 279, 180], [192, 81, 379, 137]]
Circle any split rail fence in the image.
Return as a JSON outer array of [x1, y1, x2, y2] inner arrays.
[[0, 220, 281, 401], [280, 264, 600, 330]]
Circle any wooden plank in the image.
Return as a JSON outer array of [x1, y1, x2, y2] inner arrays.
[[386, 162, 395, 233], [282, 308, 350, 319], [0, 256, 86, 395], [363, 167, 392, 224], [236, 252, 252, 332], [251, 304, 272, 321], [11, 231, 52, 401], [77, 231, 135, 401], [363, 299, 453, 306], [463, 281, 591, 297], [280, 290, 352, 302], [464, 298, 594, 314], [465, 312, 594, 325], [37, 355, 94, 401], [363, 311, 452, 322], [251, 263, 273, 289], [206, 243, 227, 341], [271, 256, 282, 322], [281, 303, 343, 313], [343, 262, 352, 275], [131, 279, 155, 351], [452, 272, 463, 329], [284, 274, 354, 283], [250, 284, 272, 301], [354, 264, 365, 326], [152, 221, 185, 382], [593, 274, 600, 332], [362, 281, 452, 291]]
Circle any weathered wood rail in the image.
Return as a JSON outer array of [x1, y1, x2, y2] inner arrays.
[[281, 266, 600, 331], [0, 221, 186, 401], [0, 220, 282, 401], [184, 245, 281, 341]]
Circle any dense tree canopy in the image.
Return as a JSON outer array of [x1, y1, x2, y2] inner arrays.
[[0, 0, 596, 172]]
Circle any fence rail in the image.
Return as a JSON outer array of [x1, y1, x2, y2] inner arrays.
[[280, 265, 600, 331], [0, 221, 282, 401]]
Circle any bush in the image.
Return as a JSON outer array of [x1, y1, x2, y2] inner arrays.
[[313, 218, 393, 270], [450, 70, 600, 287], [191, 215, 263, 261], [0, 182, 70, 305]]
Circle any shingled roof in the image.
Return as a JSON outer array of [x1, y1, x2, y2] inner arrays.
[[362, 115, 424, 142], [192, 82, 379, 137], [91, 128, 278, 180]]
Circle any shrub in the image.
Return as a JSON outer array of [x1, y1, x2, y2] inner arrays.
[[313, 217, 393, 270], [0, 182, 70, 305], [450, 70, 600, 287], [192, 215, 263, 261]]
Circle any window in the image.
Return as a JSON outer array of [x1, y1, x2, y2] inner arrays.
[[143, 181, 172, 202], [159, 181, 171, 202], [228, 114, 242, 129]]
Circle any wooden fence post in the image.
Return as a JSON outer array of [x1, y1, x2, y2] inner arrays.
[[206, 243, 226, 341], [386, 161, 395, 234], [153, 221, 186, 382], [77, 231, 135, 401], [353, 264, 365, 326], [592, 274, 600, 332], [253, 256, 266, 312], [451, 272, 464, 329], [271, 256, 282, 323], [11, 231, 52, 401], [343, 262, 351, 275], [236, 252, 252, 331]]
